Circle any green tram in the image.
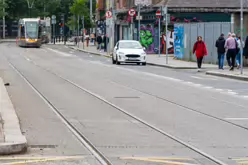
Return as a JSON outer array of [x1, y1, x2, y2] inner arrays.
[[17, 18, 42, 48]]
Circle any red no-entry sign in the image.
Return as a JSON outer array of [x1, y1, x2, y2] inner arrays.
[[156, 10, 161, 19]]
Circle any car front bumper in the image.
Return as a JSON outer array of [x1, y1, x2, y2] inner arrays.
[[118, 55, 146, 63]]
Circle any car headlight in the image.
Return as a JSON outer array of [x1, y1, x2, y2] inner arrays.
[[141, 52, 146, 56], [118, 52, 125, 55]]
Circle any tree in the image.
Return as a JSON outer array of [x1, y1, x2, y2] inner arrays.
[[69, 0, 91, 29], [0, 0, 8, 18]]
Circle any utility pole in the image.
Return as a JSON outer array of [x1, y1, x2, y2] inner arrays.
[[61, 14, 66, 45], [90, 0, 92, 34], [240, 0, 244, 74], [3, 0, 5, 39], [82, 16, 84, 49], [165, 5, 168, 64], [77, 15, 79, 48], [138, 4, 140, 41]]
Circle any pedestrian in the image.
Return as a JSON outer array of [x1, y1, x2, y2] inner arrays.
[[236, 36, 243, 69], [225, 33, 238, 71], [103, 35, 107, 52], [225, 32, 232, 67], [215, 33, 226, 70], [86, 36, 90, 47], [96, 34, 102, 51], [193, 36, 208, 72], [74, 36, 77, 46], [243, 36, 248, 59]]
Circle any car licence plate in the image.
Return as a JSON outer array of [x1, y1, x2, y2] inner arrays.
[[128, 57, 137, 60]]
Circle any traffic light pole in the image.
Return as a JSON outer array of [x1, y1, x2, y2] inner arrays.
[[77, 15, 79, 48], [82, 16, 84, 50], [158, 17, 160, 57]]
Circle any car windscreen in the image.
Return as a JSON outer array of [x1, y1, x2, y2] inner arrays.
[[119, 42, 142, 49], [25, 21, 38, 39]]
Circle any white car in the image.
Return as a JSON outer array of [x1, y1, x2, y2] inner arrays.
[[112, 40, 146, 65]]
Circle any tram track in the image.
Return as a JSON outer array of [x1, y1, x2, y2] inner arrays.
[[3, 53, 231, 165]]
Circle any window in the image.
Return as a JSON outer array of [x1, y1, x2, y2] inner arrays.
[[119, 42, 142, 49], [25, 22, 38, 39], [20, 25, 25, 38]]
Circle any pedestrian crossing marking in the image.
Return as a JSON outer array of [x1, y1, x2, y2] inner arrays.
[[231, 158, 248, 165], [0, 156, 84, 164], [120, 156, 198, 165]]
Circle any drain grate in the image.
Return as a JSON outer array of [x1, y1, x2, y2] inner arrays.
[[29, 145, 57, 149]]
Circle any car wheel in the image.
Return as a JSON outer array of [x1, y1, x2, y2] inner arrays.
[[142, 62, 146, 66], [112, 56, 116, 64], [116, 56, 121, 65]]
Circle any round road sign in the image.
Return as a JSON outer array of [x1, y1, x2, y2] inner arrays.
[[52, 15, 56, 19], [106, 11, 112, 18], [128, 8, 136, 17], [156, 10, 161, 18]]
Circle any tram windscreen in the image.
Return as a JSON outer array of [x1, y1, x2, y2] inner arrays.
[[25, 21, 38, 39]]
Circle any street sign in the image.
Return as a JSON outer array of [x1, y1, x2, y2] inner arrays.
[[106, 10, 112, 18], [162, 6, 167, 15], [128, 8, 136, 17], [163, 14, 170, 23], [106, 17, 113, 25], [136, 16, 142, 20], [156, 10, 161, 18], [45, 17, 50, 26], [135, 0, 151, 5], [51, 15, 56, 24], [52, 19, 56, 24], [52, 15, 56, 20]]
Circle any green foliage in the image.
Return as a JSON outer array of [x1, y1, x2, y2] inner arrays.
[[3, 0, 95, 31], [68, 0, 92, 29]]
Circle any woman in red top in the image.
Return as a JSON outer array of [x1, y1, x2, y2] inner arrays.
[[193, 36, 208, 72]]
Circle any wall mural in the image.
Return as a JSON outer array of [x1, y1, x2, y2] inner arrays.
[[138, 17, 201, 54], [140, 24, 155, 54]]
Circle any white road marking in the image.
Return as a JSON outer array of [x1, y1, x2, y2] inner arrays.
[[46, 48, 71, 57], [82, 60, 247, 100], [192, 84, 202, 87], [24, 56, 30, 61], [227, 91, 237, 95], [191, 76, 203, 79], [225, 118, 248, 120], [243, 96, 248, 98], [203, 86, 213, 89]]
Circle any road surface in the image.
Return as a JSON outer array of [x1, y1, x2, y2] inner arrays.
[[0, 43, 247, 165]]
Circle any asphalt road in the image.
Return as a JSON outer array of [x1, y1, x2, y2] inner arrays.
[[0, 43, 248, 165]]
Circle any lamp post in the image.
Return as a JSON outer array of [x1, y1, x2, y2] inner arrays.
[[3, 0, 5, 39], [240, 0, 244, 74]]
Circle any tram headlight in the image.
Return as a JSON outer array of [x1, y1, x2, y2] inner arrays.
[[35, 39, 37, 41], [26, 39, 29, 42]]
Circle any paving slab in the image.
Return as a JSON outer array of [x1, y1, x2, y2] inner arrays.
[[0, 77, 27, 154]]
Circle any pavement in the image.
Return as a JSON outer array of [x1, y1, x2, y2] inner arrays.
[[0, 77, 27, 154], [68, 42, 216, 69], [206, 69, 248, 82]]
